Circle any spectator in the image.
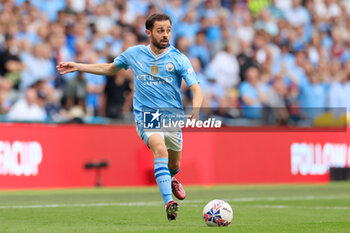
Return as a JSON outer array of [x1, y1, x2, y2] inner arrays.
[[15, 14, 40, 46], [285, 83, 301, 121], [329, 59, 343, 81], [85, 62, 106, 116], [328, 60, 350, 113], [255, 8, 279, 37], [205, 15, 223, 46], [315, 0, 342, 20], [239, 67, 269, 119], [236, 40, 257, 82], [307, 32, 325, 67], [0, 34, 24, 88], [132, 15, 148, 43], [45, 88, 68, 122], [295, 68, 329, 119], [91, 4, 116, 34], [31, 79, 67, 122], [7, 88, 46, 121], [217, 8, 235, 42], [252, 31, 273, 66], [268, 0, 286, 20], [235, 11, 255, 44], [67, 105, 85, 124], [274, 0, 292, 12], [341, 0, 350, 16], [285, 0, 311, 27], [175, 9, 200, 43], [49, 31, 73, 82], [32, 0, 65, 22], [290, 25, 310, 52], [100, 69, 132, 119], [163, 0, 188, 25], [271, 40, 295, 81], [285, 49, 308, 85], [20, 42, 55, 91], [331, 27, 346, 60], [339, 18, 350, 47], [198, 0, 221, 19], [175, 36, 191, 55], [188, 31, 210, 66], [0, 0, 349, 126], [319, 25, 333, 52], [63, 71, 87, 110], [109, 25, 124, 57], [201, 65, 226, 110], [65, 0, 87, 13], [209, 42, 240, 90], [266, 78, 289, 124], [0, 86, 12, 114]]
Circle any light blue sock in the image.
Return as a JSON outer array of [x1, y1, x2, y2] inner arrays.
[[154, 158, 173, 205], [169, 168, 179, 178]]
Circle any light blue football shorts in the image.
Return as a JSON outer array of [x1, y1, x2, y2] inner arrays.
[[135, 122, 183, 152]]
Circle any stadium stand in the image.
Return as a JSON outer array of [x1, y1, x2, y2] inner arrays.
[[0, 0, 349, 126]]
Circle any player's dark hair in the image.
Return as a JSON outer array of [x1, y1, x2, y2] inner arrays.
[[145, 13, 172, 31]]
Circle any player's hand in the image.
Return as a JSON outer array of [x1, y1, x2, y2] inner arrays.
[[56, 62, 78, 75], [189, 109, 200, 121]]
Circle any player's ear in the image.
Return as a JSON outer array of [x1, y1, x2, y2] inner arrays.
[[145, 29, 151, 37]]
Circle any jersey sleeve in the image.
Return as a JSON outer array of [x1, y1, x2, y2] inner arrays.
[[113, 49, 130, 70], [179, 56, 199, 87]]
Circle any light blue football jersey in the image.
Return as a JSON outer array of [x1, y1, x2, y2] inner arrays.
[[113, 44, 199, 122]]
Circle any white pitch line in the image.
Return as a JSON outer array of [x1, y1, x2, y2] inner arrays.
[[220, 194, 350, 203], [0, 201, 162, 209], [178, 204, 350, 210], [180, 194, 350, 204], [239, 205, 350, 210], [0, 194, 349, 209]]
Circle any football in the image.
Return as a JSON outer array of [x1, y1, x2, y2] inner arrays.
[[203, 200, 233, 226]]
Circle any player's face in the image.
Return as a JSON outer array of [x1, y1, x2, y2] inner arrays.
[[148, 20, 172, 50]]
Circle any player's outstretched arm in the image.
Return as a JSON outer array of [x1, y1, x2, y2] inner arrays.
[[189, 83, 203, 120], [56, 62, 121, 76]]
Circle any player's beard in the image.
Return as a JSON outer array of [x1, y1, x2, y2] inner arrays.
[[151, 36, 169, 50]]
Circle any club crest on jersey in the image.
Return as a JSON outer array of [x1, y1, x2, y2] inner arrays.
[[166, 63, 174, 72], [151, 66, 159, 75]]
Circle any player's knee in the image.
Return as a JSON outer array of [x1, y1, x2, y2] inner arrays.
[[152, 143, 168, 158]]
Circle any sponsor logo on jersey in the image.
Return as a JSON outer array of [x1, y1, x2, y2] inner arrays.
[[136, 74, 173, 86]]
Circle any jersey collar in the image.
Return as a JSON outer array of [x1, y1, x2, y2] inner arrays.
[[147, 44, 172, 60]]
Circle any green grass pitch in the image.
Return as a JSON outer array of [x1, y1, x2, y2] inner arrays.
[[0, 182, 350, 233]]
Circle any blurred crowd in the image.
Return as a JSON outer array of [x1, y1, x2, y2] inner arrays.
[[0, 0, 349, 125]]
